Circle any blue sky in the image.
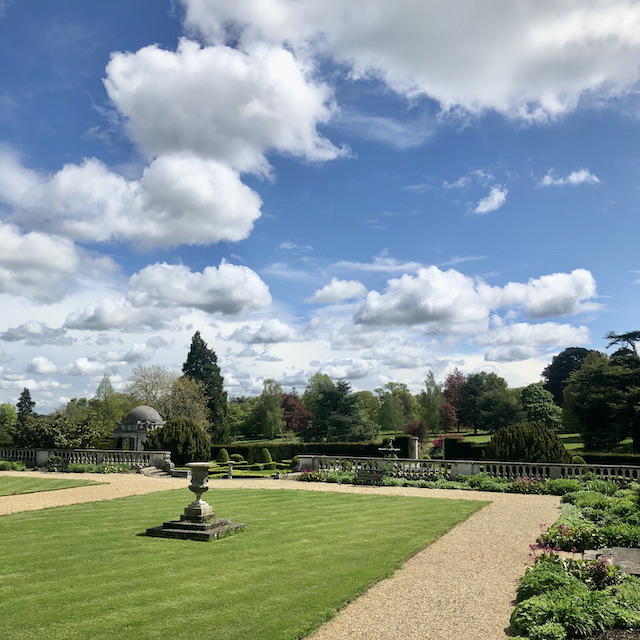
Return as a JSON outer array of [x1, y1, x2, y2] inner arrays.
[[1, 0, 639, 412]]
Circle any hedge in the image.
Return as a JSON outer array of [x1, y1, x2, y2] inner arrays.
[[444, 439, 486, 460], [211, 435, 413, 462], [581, 452, 640, 466]]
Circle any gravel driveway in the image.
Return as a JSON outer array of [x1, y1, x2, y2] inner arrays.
[[0, 471, 560, 639]]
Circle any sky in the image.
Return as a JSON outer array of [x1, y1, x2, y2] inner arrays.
[[0, 0, 639, 413]]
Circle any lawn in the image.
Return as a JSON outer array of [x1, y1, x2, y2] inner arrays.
[[0, 488, 487, 640], [0, 476, 101, 496]]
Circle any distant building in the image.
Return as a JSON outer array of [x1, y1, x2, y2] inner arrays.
[[112, 405, 165, 451]]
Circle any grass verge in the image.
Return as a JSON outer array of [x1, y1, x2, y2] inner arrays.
[[0, 476, 101, 496], [0, 488, 486, 640]]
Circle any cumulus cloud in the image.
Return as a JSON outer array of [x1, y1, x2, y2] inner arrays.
[[1, 321, 75, 346], [474, 185, 508, 214], [484, 346, 539, 362], [319, 358, 373, 380], [104, 39, 345, 174], [306, 278, 367, 303], [182, 0, 640, 121], [3, 152, 262, 249], [230, 319, 303, 344], [128, 261, 271, 315], [64, 298, 173, 332], [477, 322, 590, 348], [354, 266, 597, 328], [26, 357, 58, 375], [0, 222, 82, 302], [540, 168, 601, 186]]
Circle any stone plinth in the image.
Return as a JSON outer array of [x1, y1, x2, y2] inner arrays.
[[584, 548, 640, 575], [144, 462, 245, 541]]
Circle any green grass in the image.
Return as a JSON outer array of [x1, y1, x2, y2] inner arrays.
[[0, 476, 101, 496], [0, 488, 486, 640]]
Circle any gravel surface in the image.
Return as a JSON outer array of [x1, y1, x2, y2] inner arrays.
[[0, 471, 561, 639]]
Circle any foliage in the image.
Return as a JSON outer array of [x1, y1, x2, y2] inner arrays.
[[282, 392, 312, 434], [216, 448, 230, 463], [563, 347, 640, 453], [542, 347, 595, 405], [301, 375, 376, 442], [458, 371, 520, 434], [16, 387, 35, 426], [0, 402, 16, 445], [484, 422, 573, 463], [146, 417, 211, 465], [182, 331, 228, 442], [521, 383, 563, 431], [11, 413, 101, 449], [255, 379, 285, 440], [88, 376, 138, 439], [416, 370, 444, 434], [378, 393, 404, 436], [403, 418, 429, 442], [165, 376, 210, 431], [125, 364, 177, 417]]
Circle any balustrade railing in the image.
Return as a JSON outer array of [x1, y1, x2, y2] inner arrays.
[[297, 455, 640, 483], [0, 448, 172, 470]]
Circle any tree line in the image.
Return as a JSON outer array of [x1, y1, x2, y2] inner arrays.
[[1, 329, 638, 454]]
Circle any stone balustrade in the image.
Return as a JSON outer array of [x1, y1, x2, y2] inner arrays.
[[296, 455, 640, 483], [0, 448, 172, 470]]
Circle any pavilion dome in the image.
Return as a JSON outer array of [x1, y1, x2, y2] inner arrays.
[[122, 405, 164, 424]]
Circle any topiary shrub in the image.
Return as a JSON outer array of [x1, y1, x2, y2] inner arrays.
[[484, 422, 573, 464], [256, 447, 273, 464], [146, 418, 211, 466], [230, 453, 244, 462], [572, 455, 586, 465], [216, 448, 230, 463]]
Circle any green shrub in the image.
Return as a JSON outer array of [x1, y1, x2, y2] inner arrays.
[[216, 448, 230, 463], [517, 562, 579, 602], [529, 622, 567, 640], [484, 422, 573, 464], [546, 479, 582, 496], [0, 459, 11, 470], [256, 447, 273, 464], [146, 418, 211, 466], [229, 453, 244, 462], [67, 463, 99, 473], [585, 479, 619, 496], [11, 460, 26, 471], [571, 455, 586, 465]]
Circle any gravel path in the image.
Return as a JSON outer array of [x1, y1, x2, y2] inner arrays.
[[0, 471, 560, 639]]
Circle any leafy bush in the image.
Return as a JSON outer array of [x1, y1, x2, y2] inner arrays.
[[0, 459, 26, 471], [146, 418, 211, 466], [546, 479, 581, 495], [485, 422, 573, 463], [517, 562, 579, 602], [256, 447, 273, 464], [529, 622, 567, 640], [571, 455, 586, 465], [216, 448, 230, 463], [67, 463, 99, 473], [229, 453, 244, 462], [585, 479, 619, 496]]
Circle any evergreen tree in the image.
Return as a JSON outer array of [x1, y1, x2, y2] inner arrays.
[[146, 418, 211, 465], [182, 331, 228, 442], [542, 347, 596, 406], [16, 388, 35, 426], [521, 383, 562, 431], [484, 422, 573, 463]]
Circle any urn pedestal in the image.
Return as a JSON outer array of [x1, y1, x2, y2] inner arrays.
[[145, 462, 245, 541]]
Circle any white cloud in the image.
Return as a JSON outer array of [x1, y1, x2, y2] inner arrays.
[[307, 278, 367, 303], [64, 298, 173, 332], [320, 358, 373, 380], [3, 153, 263, 249], [104, 38, 345, 174], [501, 269, 597, 318], [540, 168, 601, 186], [182, 0, 640, 121], [128, 261, 271, 315], [0, 222, 82, 302], [477, 322, 590, 348], [1, 321, 75, 346], [484, 346, 539, 363], [474, 185, 508, 214], [26, 357, 58, 375], [230, 319, 303, 344], [354, 266, 598, 328]]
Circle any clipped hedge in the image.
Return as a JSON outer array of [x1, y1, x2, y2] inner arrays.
[[581, 452, 640, 466], [211, 435, 413, 463], [444, 438, 486, 460]]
